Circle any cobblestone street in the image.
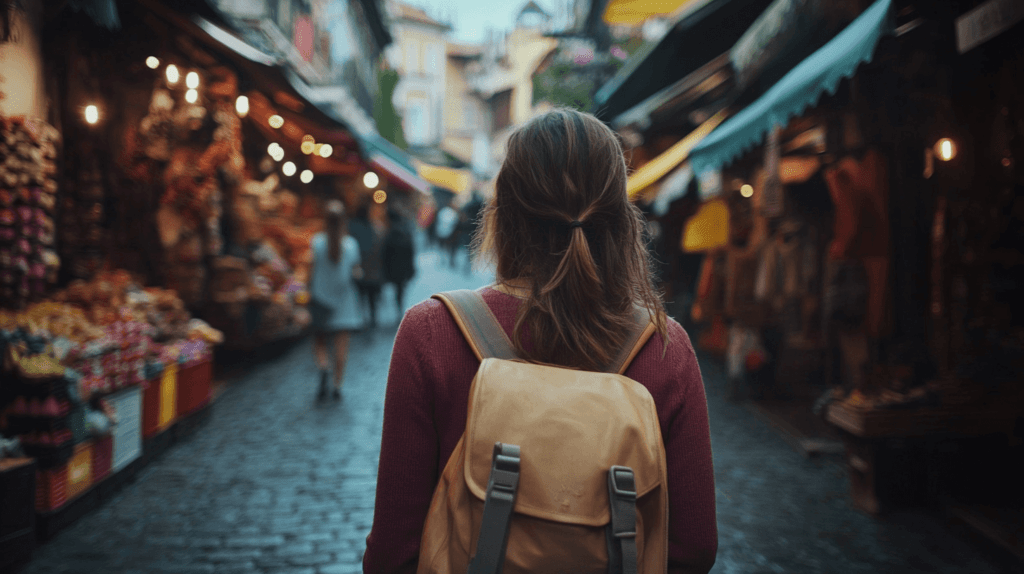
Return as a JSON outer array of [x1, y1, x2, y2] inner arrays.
[[20, 245, 1020, 574]]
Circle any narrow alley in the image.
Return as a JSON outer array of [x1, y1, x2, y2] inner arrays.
[[16, 245, 1019, 574]]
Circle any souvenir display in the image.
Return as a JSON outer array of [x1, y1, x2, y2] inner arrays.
[[0, 116, 61, 307]]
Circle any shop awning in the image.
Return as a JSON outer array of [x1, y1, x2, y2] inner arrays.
[[361, 134, 431, 196], [602, 0, 706, 26], [417, 163, 473, 195], [689, 0, 893, 176], [627, 110, 727, 198], [594, 0, 775, 123]]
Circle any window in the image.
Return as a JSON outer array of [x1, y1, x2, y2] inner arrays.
[[406, 96, 429, 145], [491, 90, 512, 132]]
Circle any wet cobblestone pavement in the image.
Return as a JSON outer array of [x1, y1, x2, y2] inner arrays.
[[20, 246, 1022, 574]]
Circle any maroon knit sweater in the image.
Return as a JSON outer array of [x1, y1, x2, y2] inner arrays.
[[363, 287, 718, 574]]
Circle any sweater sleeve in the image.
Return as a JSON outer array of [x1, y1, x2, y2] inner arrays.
[[363, 303, 440, 574], [664, 322, 718, 574]]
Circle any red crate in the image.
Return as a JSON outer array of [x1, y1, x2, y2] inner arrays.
[[92, 436, 112, 481], [177, 360, 212, 416], [35, 466, 68, 512]]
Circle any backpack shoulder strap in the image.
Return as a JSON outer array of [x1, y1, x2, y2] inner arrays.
[[606, 306, 657, 375], [432, 289, 517, 362]]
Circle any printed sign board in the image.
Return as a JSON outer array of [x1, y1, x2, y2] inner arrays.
[[956, 0, 1024, 54]]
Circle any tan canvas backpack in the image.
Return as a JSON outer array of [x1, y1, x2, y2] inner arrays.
[[417, 289, 669, 574]]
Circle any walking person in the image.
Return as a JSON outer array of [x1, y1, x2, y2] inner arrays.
[[364, 109, 717, 573], [434, 201, 459, 268], [307, 200, 362, 400], [348, 203, 385, 328], [382, 208, 416, 319], [456, 191, 484, 275]]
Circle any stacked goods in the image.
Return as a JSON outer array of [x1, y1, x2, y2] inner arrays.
[[0, 116, 61, 307]]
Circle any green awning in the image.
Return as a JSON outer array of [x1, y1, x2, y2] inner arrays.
[[689, 0, 893, 176]]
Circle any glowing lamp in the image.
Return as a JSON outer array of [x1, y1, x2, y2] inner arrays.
[[166, 64, 180, 84], [301, 141, 316, 155], [319, 144, 333, 158], [235, 95, 249, 117], [282, 161, 297, 177], [184, 89, 198, 104], [185, 71, 200, 89], [300, 170, 314, 184], [740, 184, 754, 198], [363, 172, 380, 188], [84, 105, 99, 125], [373, 190, 387, 204], [269, 115, 284, 129], [935, 138, 956, 161], [146, 57, 160, 69]]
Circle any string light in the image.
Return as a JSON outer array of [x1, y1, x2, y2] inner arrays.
[[363, 172, 379, 188], [282, 161, 296, 177], [302, 134, 315, 142], [84, 105, 99, 125], [740, 184, 754, 198], [300, 170, 314, 183], [185, 89, 199, 104], [301, 140, 315, 155], [319, 144, 333, 158], [235, 95, 249, 117], [268, 143, 282, 155], [166, 64, 180, 84], [146, 57, 160, 69], [185, 71, 200, 89], [269, 115, 284, 129], [373, 190, 387, 204]]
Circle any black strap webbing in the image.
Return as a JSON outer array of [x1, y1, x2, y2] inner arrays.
[[468, 442, 521, 574], [606, 466, 638, 574]]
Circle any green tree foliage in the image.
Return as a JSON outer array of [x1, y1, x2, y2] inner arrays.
[[532, 39, 649, 113], [374, 67, 408, 150]]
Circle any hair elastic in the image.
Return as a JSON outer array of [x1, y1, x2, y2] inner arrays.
[[569, 220, 583, 229]]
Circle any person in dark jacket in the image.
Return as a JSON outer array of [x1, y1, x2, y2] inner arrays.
[[347, 204, 385, 328], [382, 209, 416, 317]]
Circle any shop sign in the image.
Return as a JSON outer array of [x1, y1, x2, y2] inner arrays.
[[955, 0, 1024, 54]]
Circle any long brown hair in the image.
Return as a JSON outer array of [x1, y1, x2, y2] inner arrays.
[[325, 199, 346, 264], [474, 108, 668, 371]]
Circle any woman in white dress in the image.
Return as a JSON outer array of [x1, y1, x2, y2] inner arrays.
[[308, 200, 363, 400]]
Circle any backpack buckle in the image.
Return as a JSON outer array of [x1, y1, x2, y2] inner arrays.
[[609, 466, 636, 498], [489, 443, 521, 496]]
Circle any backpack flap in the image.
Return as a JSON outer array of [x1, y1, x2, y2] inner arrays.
[[464, 359, 665, 524]]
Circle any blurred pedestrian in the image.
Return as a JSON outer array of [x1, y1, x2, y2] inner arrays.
[[308, 200, 362, 400], [434, 201, 459, 267], [348, 204, 385, 328], [364, 109, 717, 573], [382, 208, 416, 317]]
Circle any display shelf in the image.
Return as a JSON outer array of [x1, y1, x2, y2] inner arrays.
[[826, 399, 1022, 439]]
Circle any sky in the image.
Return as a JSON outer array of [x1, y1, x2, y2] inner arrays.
[[407, 0, 566, 43]]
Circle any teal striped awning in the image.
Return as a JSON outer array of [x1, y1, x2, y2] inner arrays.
[[689, 0, 894, 175]]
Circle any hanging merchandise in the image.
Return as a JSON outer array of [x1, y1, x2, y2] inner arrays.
[[0, 116, 62, 308], [682, 199, 730, 253]]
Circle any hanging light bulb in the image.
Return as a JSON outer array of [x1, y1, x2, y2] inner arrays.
[[84, 105, 100, 125], [319, 144, 333, 158], [302, 134, 315, 142], [935, 138, 956, 162], [268, 115, 284, 129], [185, 71, 200, 89], [740, 184, 754, 198], [300, 170, 314, 184], [185, 89, 199, 104], [235, 95, 249, 117], [282, 161, 297, 177], [146, 57, 160, 69], [363, 171, 379, 188], [301, 140, 316, 155], [271, 148, 285, 162], [166, 64, 180, 84], [373, 190, 388, 204]]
